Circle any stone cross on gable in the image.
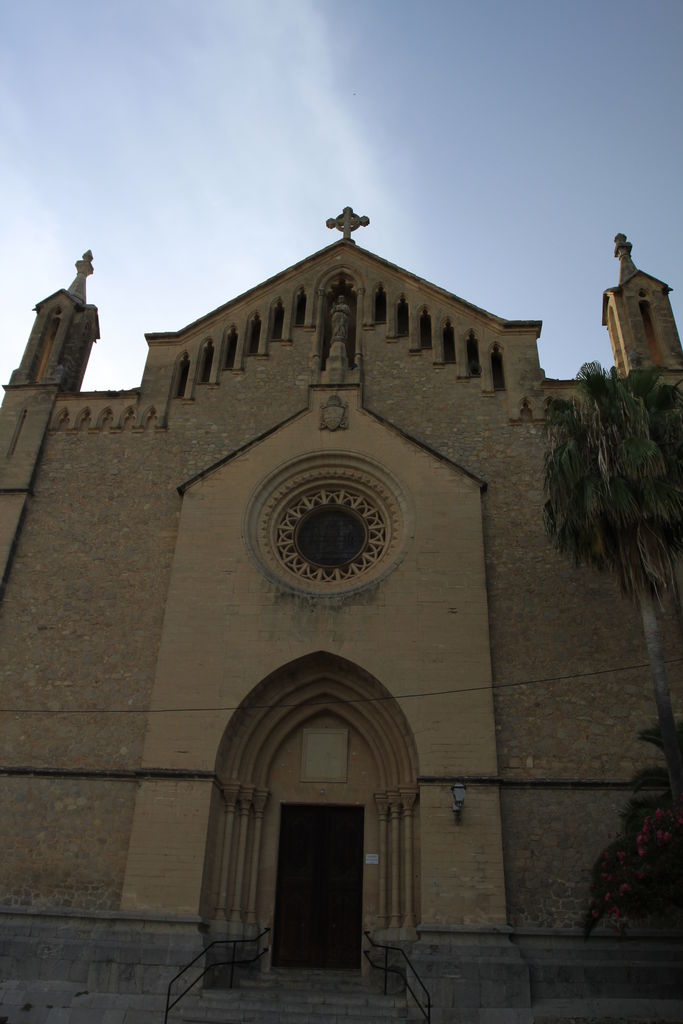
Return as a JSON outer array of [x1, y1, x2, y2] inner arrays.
[[326, 206, 370, 242]]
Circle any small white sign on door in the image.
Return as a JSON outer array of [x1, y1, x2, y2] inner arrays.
[[365, 853, 379, 865]]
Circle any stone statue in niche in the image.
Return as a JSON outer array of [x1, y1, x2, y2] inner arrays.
[[324, 289, 356, 383], [331, 295, 351, 344]]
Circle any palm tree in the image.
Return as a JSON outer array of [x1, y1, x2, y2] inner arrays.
[[544, 362, 683, 803]]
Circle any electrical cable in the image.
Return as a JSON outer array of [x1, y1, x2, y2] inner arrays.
[[1, 655, 681, 715]]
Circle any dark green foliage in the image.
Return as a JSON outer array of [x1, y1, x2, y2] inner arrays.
[[585, 803, 683, 934], [585, 722, 683, 934], [544, 363, 683, 599]]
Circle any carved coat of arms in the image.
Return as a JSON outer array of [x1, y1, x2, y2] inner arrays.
[[320, 394, 348, 431]]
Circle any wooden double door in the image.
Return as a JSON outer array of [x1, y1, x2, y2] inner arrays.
[[273, 805, 364, 969]]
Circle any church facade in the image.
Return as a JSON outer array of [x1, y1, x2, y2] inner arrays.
[[0, 216, 682, 1021]]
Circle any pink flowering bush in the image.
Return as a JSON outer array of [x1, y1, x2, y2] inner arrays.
[[585, 800, 683, 934]]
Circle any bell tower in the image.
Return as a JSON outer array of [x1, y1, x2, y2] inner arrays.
[[603, 233, 683, 375], [0, 250, 99, 599]]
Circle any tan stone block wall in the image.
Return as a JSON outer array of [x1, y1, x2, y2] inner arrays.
[[0, 492, 26, 590], [0, 431, 179, 771], [419, 783, 507, 925], [0, 776, 135, 910], [501, 787, 625, 928], [0, 387, 57, 491], [121, 779, 213, 914]]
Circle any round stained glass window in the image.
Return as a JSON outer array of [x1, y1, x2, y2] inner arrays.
[[295, 506, 367, 568], [245, 454, 411, 594], [273, 486, 389, 583]]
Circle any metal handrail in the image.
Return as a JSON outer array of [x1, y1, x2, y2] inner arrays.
[[164, 927, 270, 1023], [363, 930, 431, 1023]]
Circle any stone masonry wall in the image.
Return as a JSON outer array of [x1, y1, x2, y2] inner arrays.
[[0, 777, 135, 911], [499, 787, 623, 928], [362, 334, 683, 773]]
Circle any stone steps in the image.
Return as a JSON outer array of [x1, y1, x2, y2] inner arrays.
[[178, 968, 413, 1023]]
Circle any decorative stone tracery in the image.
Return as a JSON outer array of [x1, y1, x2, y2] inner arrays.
[[275, 486, 387, 582], [245, 454, 411, 596]]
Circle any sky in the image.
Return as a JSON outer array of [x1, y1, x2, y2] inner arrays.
[[1, 0, 682, 392]]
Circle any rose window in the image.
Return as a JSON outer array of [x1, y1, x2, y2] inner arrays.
[[245, 455, 410, 595], [275, 488, 387, 581]]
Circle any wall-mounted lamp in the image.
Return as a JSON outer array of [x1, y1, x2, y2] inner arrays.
[[452, 782, 466, 823]]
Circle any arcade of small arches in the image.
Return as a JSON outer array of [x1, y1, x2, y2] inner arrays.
[[168, 275, 511, 399], [48, 403, 160, 433], [200, 653, 420, 942]]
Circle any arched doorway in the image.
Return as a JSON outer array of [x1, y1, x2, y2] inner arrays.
[[201, 652, 419, 967]]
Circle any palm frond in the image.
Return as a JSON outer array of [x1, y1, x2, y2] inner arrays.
[[630, 766, 670, 794], [636, 722, 683, 751], [543, 362, 683, 600]]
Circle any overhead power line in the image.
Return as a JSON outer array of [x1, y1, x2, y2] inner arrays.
[[0, 656, 681, 716]]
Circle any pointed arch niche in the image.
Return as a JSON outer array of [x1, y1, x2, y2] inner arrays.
[[201, 652, 420, 944], [320, 275, 358, 371]]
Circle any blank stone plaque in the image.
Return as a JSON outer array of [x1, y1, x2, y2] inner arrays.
[[301, 728, 348, 782]]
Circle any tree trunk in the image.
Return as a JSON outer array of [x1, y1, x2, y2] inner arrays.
[[639, 588, 683, 804]]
